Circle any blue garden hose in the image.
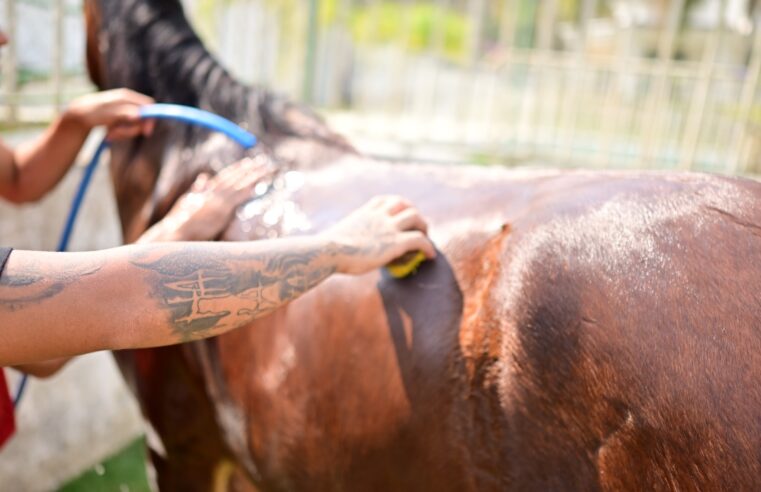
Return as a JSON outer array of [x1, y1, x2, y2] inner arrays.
[[138, 104, 256, 149], [13, 104, 257, 408]]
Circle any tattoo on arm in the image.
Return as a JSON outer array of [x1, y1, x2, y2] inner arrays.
[[0, 258, 102, 311], [130, 244, 336, 341]]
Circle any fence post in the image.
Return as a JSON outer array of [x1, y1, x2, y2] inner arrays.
[[3, 0, 18, 123], [728, 9, 761, 174], [638, 0, 685, 168], [498, 0, 518, 47], [679, 0, 726, 170], [557, 0, 599, 160], [53, 0, 64, 114], [536, 0, 557, 50], [468, 0, 486, 64], [302, 0, 319, 104]]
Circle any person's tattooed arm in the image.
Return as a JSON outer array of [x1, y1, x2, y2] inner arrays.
[[0, 255, 103, 310], [0, 195, 435, 366], [0, 238, 342, 364], [130, 240, 340, 342]]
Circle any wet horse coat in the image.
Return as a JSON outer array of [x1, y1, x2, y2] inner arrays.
[[87, 0, 761, 490]]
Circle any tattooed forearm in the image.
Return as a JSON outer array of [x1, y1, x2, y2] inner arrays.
[[130, 242, 337, 340], [0, 258, 102, 311]]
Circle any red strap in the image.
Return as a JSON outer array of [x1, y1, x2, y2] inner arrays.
[[0, 370, 16, 448]]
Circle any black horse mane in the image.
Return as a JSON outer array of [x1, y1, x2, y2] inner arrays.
[[90, 0, 350, 148]]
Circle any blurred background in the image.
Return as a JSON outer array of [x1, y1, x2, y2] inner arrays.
[[1, 0, 761, 171], [0, 0, 759, 490]]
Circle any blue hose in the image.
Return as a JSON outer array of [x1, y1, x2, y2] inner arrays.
[[13, 104, 256, 408], [139, 104, 256, 149], [55, 139, 110, 253]]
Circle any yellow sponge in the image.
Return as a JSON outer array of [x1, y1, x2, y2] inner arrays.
[[385, 251, 428, 278]]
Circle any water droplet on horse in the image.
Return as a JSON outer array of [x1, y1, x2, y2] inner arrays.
[[263, 205, 282, 226], [283, 171, 304, 192], [254, 181, 270, 197], [237, 199, 265, 221]]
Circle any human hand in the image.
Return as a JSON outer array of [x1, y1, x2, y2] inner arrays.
[[66, 88, 156, 141], [323, 195, 436, 275], [139, 158, 272, 243]]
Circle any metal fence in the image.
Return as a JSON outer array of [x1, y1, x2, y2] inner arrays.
[[195, 0, 761, 173], [0, 0, 92, 124], [2, 0, 761, 174]]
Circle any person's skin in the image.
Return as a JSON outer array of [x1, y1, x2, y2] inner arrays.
[[14, 158, 272, 377], [0, 195, 435, 367], [0, 88, 154, 203], [137, 158, 272, 243], [0, 28, 156, 203]]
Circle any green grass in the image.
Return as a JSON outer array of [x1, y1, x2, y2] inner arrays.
[[58, 437, 151, 492]]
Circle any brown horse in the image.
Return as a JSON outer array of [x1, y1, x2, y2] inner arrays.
[[86, 1, 761, 490]]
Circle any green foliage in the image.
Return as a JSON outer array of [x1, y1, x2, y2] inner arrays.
[[350, 2, 469, 61], [18, 68, 49, 86], [17, 0, 80, 15], [59, 437, 151, 492], [13, 67, 84, 87], [558, 0, 580, 21], [716, 101, 761, 128], [319, 0, 340, 24], [193, 0, 242, 46]]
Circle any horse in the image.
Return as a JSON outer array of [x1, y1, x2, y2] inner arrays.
[[85, 0, 761, 490]]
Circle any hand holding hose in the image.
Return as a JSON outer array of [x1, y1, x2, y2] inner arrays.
[[66, 88, 157, 140]]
